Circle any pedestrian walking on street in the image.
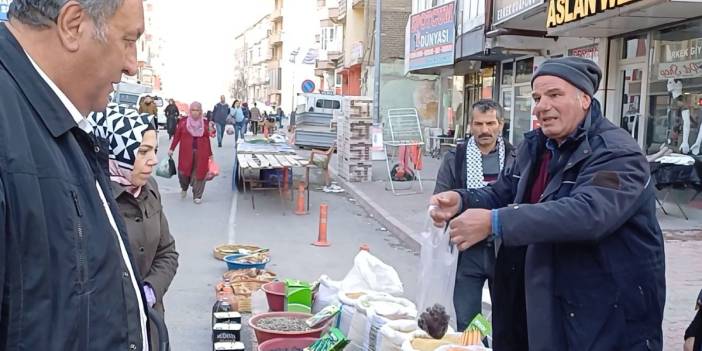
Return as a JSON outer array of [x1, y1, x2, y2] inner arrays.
[[249, 102, 263, 135], [276, 107, 285, 128], [430, 57, 666, 350], [169, 102, 214, 204], [0, 1, 151, 350], [433, 99, 514, 333], [212, 95, 229, 148], [242, 101, 251, 136], [230, 100, 246, 142], [165, 99, 180, 139], [104, 109, 180, 351]]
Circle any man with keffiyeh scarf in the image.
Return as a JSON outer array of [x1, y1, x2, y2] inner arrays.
[[434, 99, 514, 333]]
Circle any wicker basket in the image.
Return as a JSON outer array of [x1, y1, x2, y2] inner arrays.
[[213, 244, 262, 261], [223, 269, 277, 283]]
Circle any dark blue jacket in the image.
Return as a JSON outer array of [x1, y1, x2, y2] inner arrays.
[[457, 100, 666, 350], [0, 24, 148, 350]]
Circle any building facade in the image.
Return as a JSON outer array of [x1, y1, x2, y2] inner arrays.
[[232, 15, 273, 105]]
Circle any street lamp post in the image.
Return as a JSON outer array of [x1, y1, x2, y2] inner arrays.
[[289, 48, 300, 114]]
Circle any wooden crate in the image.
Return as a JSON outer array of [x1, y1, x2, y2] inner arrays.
[[339, 160, 372, 182], [343, 120, 372, 140], [340, 142, 371, 162]]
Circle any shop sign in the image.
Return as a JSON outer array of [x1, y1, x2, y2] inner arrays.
[[0, 0, 11, 21], [662, 40, 702, 63], [407, 1, 456, 71], [494, 0, 542, 24], [568, 44, 599, 63], [657, 60, 702, 80], [547, 0, 642, 29]]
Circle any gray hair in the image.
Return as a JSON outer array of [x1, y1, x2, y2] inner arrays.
[[8, 0, 125, 41], [470, 99, 504, 124]]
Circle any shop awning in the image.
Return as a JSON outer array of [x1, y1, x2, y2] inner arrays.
[[547, 0, 702, 37]]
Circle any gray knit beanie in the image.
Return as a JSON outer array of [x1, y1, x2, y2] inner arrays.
[[531, 57, 602, 97]]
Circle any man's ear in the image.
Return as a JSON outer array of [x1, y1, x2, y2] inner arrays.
[[55, 1, 88, 52], [580, 93, 592, 110]]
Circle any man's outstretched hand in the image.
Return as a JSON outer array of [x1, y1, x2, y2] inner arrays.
[[429, 191, 462, 227]]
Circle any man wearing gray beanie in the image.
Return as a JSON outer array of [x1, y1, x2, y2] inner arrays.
[[430, 56, 666, 350]]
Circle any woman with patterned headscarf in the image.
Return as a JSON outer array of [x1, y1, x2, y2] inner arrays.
[[89, 107, 179, 350], [168, 101, 214, 204]]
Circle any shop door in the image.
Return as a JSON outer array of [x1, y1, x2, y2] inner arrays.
[[618, 64, 647, 143]]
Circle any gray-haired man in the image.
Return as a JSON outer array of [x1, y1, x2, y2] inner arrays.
[[0, 1, 150, 350]]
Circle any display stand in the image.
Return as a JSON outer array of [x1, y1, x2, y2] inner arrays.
[[383, 108, 425, 195]]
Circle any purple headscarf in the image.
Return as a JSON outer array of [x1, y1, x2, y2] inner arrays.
[[186, 101, 204, 137]]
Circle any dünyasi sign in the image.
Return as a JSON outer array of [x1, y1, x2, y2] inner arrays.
[[408, 1, 455, 71], [547, 0, 642, 28]]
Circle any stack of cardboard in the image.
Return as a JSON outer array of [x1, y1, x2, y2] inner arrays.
[[336, 97, 373, 182]]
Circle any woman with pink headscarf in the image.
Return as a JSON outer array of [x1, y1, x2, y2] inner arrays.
[[168, 102, 213, 204]]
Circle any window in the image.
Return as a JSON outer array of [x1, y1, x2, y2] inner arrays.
[[502, 62, 513, 85], [515, 57, 534, 84], [315, 99, 341, 109], [645, 19, 702, 153], [622, 35, 647, 60]]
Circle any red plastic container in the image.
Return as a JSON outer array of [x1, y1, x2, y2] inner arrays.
[[262, 281, 286, 312], [249, 312, 329, 343], [257, 337, 316, 351]]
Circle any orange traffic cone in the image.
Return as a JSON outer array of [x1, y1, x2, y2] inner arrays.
[[295, 181, 307, 215], [313, 203, 330, 247]]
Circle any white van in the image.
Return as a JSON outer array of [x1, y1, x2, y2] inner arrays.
[[296, 93, 342, 115]]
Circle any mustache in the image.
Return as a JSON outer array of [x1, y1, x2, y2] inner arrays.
[[477, 134, 494, 139]]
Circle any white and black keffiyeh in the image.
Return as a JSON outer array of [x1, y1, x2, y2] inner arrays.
[[465, 136, 505, 189]]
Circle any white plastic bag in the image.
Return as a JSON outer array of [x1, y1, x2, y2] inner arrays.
[[341, 251, 404, 296], [250, 288, 269, 315], [415, 208, 459, 329], [312, 275, 342, 313]]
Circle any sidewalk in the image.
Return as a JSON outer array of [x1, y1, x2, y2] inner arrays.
[[330, 154, 702, 248]]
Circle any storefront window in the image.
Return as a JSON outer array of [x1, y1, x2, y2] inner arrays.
[[502, 62, 513, 85], [622, 35, 648, 60], [515, 58, 534, 84], [646, 19, 702, 154], [501, 89, 512, 141], [513, 85, 533, 146]]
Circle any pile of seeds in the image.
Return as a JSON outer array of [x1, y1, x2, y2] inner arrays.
[[255, 317, 311, 332]]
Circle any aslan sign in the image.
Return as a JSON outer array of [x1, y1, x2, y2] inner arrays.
[[547, 0, 642, 28]]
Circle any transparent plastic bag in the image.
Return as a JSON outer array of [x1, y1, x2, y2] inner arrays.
[[416, 207, 458, 330]]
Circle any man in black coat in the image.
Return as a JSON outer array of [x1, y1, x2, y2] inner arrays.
[[434, 99, 515, 333], [0, 1, 151, 350], [212, 95, 229, 147]]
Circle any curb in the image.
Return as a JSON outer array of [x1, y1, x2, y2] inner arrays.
[[329, 168, 421, 252]]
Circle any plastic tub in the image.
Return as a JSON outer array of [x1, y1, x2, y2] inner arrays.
[[249, 312, 329, 343], [262, 281, 286, 312], [257, 337, 316, 351], [224, 254, 270, 270]]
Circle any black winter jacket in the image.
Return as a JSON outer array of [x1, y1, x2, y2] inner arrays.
[[0, 23, 148, 350]]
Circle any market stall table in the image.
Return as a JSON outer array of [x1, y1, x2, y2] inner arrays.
[[649, 157, 702, 220], [234, 139, 309, 209]]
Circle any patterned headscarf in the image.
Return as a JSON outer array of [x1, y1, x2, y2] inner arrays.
[[88, 104, 156, 197]]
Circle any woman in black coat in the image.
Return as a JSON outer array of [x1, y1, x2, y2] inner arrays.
[[685, 289, 702, 351], [165, 99, 180, 139]]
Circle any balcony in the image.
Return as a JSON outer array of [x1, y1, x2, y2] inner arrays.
[[269, 31, 282, 45], [328, 7, 339, 21], [271, 7, 283, 22], [338, 0, 346, 20], [352, 0, 363, 9], [315, 60, 335, 70]]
